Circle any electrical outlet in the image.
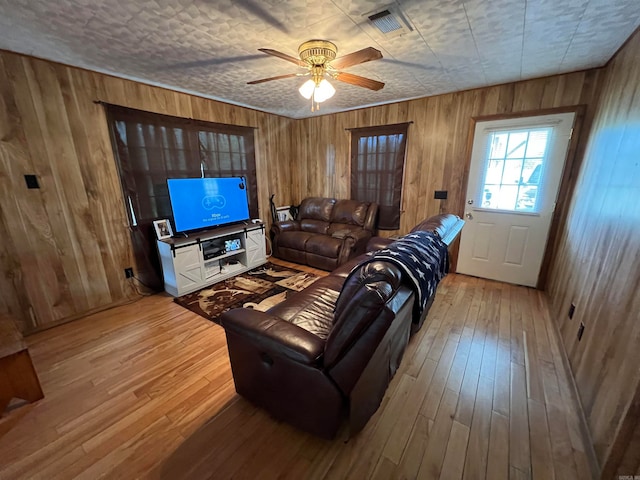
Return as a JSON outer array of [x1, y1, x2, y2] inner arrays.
[[577, 322, 585, 341], [124, 267, 134, 279], [568, 302, 576, 319]]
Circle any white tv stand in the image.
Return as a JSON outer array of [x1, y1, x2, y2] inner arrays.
[[157, 222, 267, 297]]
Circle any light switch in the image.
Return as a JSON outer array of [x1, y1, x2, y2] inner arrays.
[[25, 175, 40, 189]]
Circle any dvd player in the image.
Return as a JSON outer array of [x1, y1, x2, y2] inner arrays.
[[203, 248, 225, 260], [202, 238, 226, 260]]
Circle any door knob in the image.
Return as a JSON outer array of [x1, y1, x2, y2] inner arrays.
[[466, 212, 473, 220]]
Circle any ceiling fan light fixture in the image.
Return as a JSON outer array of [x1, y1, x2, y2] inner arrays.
[[299, 77, 335, 111], [314, 79, 336, 102], [251, 39, 384, 113], [298, 40, 337, 66], [299, 79, 316, 99]]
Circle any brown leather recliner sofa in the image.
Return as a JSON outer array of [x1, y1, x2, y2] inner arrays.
[[221, 213, 464, 439], [270, 197, 378, 271]]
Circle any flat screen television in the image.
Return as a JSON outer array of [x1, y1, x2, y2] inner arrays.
[[167, 177, 250, 233]]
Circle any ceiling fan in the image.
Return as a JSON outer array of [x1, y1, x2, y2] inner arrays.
[[248, 40, 385, 111]]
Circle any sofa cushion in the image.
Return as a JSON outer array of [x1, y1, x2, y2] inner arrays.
[[305, 234, 343, 259], [330, 200, 370, 226], [277, 247, 307, 265], [300, 219, 330, 234], [277, 231, 314, 250], [267, 276, 343, 340], [299, 197, 335, 222], [306, 253, 339, 271]]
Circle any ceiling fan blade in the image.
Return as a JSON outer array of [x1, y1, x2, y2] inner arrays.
[[334, 72, 385, 91], [247, 73, 300, 85], [330, 47, 383, 70], [258, 48, 306, 67]]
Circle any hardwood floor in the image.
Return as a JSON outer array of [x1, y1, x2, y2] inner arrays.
[[0, 264, 595, 479]]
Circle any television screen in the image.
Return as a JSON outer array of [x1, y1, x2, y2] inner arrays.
[[167, 177, 250, 233]]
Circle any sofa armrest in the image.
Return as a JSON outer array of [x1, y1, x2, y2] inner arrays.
[[336, 228, 372, 264], [363, 202, 378, 232], [410, 214, 465, 246], [331, 228, 369, 242], [345, 229, 372, 251], [438, 216, 465, 246], [221, 308, 325, 366], [344, 228, 371, 243], [271, 220, 300, 236]]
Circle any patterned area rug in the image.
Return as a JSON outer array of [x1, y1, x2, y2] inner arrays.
[[173, 262, 320, 324]]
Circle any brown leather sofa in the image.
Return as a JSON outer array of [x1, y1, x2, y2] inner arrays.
[[363, 212, 468, 331], [221, 213, 464, 439], [270, 197, 378, 271]]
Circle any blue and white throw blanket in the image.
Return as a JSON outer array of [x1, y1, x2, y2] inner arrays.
[[360, 231, 449, 318]]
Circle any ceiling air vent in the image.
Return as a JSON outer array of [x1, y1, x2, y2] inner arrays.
[[366, 6, 412, 37], [368, 10, 402, 34]]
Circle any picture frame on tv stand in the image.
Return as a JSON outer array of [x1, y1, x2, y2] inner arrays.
[[153, 219, 173, 240]]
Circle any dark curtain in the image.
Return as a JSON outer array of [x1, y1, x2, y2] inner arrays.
[[105, 105, 257, 290], [350, 123, 409, 230]]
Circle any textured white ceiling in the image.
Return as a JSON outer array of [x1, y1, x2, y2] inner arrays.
[[0, 0, 638, 119]]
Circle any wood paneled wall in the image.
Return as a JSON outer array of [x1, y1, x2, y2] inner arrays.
[[2, 35, 638, 477], [0, 50, 295, 334], [293, 74, 602, 228], [0, 50, 606, 332], [291, 69, 604, 271], [547, 28, 640, 477]]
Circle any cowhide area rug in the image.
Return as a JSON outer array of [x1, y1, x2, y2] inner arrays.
[[173, 262, 320, 324]]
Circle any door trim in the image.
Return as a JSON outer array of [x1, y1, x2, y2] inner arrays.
[[459, 105, 587, 289]]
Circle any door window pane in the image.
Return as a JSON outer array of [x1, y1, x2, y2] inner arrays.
[[485, 160, 504, 185], [480, 128, 551, 212], [503, 160, 523, 184], [489, 133, 508, 159], [497, 185, 518, 209], [506, 132, 528, 159]]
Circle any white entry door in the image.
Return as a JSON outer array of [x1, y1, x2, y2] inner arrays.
[[457, 112, 575, 287]]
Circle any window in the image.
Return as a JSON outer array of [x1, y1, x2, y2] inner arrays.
[[350, 123, 409, 230], [480, 128, 551, 212], [107, 105, 257, 225], [105, 105, 257, 289]]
